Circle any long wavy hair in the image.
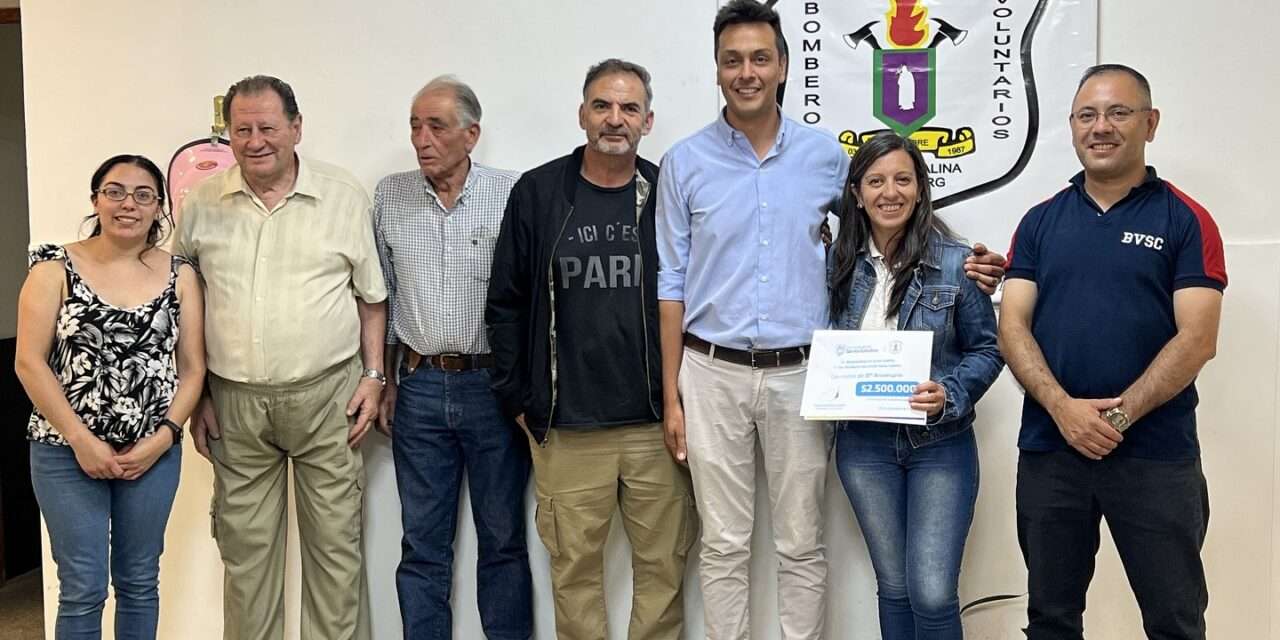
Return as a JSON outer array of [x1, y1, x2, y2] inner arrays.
[[82, 154, 172, 263], [828, 133, 955, 323]]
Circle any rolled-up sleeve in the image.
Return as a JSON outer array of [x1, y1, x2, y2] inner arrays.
[[655, 149, 689, 302]]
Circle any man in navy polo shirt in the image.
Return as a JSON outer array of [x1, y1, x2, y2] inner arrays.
[[999, 64, 1226, 640]]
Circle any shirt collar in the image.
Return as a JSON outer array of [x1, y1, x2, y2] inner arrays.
[[866, 236, 887, 261], [715, 108, 789, 149], [292, 156, 322, 199], [221, 154, 320, 201], [1069, 165, 1161, 192], [421, 158, 477, 205]]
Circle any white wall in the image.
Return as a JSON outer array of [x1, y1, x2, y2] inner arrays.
[[1085, 2, 1280, 637], [21, 1, 1280, 638]]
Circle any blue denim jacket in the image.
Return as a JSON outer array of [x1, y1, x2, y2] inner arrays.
[[831, 232, 1004, 448]]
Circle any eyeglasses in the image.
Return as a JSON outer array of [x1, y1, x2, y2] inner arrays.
[[97, 185, 159, 206], [1070, 106, 1151, 126]]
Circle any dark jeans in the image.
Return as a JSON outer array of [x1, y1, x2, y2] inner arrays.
[[30, 441, 181, 640], [392, 365, 532, 640], [1016, 449, 1209, 640], [835, 425, 978, 640]]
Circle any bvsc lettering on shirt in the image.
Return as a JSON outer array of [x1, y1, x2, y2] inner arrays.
[[1121, 231, 1165, 250]]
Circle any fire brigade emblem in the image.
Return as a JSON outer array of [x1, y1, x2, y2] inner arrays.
[[775, 0, 1051, 207]]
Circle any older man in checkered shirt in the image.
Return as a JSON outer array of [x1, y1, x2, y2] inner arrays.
[[371, 75, 532, 640]]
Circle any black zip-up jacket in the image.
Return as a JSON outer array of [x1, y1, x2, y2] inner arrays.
[[485, 146, 663, 444]]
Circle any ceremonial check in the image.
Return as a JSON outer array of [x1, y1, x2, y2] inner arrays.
[[801, 330, 933, 424]]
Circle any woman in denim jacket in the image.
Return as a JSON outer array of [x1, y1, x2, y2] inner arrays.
[[828, 133, 1003, 639]]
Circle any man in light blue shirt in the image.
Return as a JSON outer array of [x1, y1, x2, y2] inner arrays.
[[655, 103, 846, 351], [655, 3, 845, 638]]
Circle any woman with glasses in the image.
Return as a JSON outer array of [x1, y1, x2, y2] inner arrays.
[[827, 133, 1003, 639], [15, 154, 206, 639]]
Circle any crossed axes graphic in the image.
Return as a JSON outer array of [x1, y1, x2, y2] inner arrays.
[[757, 0, 966, 51], [843, 17, 968, 50]]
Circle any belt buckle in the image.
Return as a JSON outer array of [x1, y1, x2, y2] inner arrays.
[[749, 350, 779, 369], [438, 353, 466, 371]]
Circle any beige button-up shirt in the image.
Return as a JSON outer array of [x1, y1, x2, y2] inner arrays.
[[175, 156, 387, 385]]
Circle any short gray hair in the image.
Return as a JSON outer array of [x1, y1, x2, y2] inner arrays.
[[413, 75, 482, 128], [583, 59, 654, 110]]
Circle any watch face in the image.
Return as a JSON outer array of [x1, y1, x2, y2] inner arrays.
[[1106, 409, 1130, 431]]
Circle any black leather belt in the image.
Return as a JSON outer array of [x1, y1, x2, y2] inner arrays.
[[683, 334, 808, 369], [403, 346, 495, 372]]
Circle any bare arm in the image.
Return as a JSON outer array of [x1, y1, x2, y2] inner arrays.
[[357, 299, 387, 372], [378, 346, 398, 437], [345, 299, 386, 448], [659, 300, 687, 463], [372, 188, 399, 437], [997, 280, 1064, 409], [175, 219, 219, 461], [1119, 287, 1222, 422], [998, 279, 1122, 459], [15, 261, 123, 478], [165, 264, 207, 427]]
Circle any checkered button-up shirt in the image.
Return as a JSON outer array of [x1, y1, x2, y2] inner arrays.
[[373, 162, 519, 355]]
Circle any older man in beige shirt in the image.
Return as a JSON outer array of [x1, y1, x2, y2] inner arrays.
[[174, 75, 387, 640]]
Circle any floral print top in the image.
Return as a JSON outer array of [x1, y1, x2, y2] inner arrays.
[[27, 244, 186, 446]]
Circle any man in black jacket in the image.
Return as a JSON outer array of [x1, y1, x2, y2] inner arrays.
[[486, 59, 696, 640]]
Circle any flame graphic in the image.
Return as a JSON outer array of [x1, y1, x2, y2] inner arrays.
[[886, 0, 930, 48]]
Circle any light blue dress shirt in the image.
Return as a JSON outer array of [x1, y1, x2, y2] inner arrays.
[[656, 111, 850, 349]]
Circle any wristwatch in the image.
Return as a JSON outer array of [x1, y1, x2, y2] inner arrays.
[[158, 418, 183, 446], [361, 368, 387, 386], [1102, 406, 1131, 432]]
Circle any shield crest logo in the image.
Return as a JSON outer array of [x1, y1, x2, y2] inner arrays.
[[874, 47, 936, 135], [776, 0, 1053, 208]]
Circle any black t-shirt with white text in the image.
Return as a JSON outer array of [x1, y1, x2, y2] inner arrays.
[[552, 176, 653, 428]]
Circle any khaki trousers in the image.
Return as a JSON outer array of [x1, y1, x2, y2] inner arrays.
[[679, 347, 834, 640], [526, 423, 698, 640], [208, 358, 371, 640]]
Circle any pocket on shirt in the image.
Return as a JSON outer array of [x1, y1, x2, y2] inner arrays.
[[468, 237, 496, 281]]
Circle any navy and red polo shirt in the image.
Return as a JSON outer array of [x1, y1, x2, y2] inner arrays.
[[1005, 167, 1227, 460]]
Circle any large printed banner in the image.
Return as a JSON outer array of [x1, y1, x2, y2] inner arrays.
[[774, 0, 1096, 217]]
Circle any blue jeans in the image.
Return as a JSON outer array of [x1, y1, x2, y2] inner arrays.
[[392, 366, 532, 640], [836, 425, 978, 640], [29, 440, 181, 640]]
